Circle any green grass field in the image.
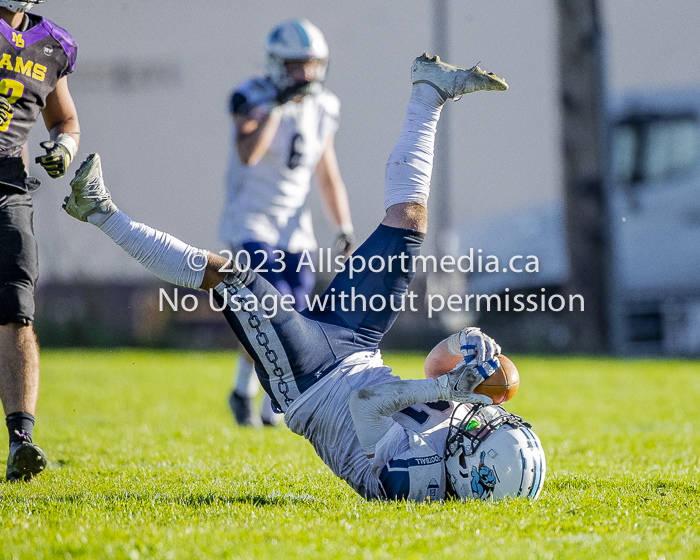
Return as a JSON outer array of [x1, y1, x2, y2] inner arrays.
[[1, 350, 699, 560]]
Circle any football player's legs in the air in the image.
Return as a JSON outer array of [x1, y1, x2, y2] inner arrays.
[[62, 54, 543, 502]]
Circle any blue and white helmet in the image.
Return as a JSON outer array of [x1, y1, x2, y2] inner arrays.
[[445, 404, 546, 501], [0, 0, 44, 12], [265, 19, 329, 90]]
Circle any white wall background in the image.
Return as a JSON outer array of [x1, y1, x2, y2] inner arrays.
[[25, 0, 700, 281]]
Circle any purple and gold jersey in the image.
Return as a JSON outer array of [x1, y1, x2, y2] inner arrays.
[[0, 13, 77, 157]]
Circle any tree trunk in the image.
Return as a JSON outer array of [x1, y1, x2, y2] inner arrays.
[[557, 0, 609, 352]]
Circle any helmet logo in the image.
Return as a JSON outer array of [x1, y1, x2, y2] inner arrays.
[[470, 451, 497, 499], [12, 32, 24, 49]]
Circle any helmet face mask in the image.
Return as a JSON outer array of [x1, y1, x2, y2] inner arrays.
[[445, 404, 546, 501], [0, 0, 45, 13], [265, 19, 329, 92], [284, 59, 326, 84]]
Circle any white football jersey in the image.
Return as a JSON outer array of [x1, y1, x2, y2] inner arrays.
[[284, 351, 465, 501], [219, 76, 341, 253]]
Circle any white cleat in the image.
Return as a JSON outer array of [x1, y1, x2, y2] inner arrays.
[[411, 52, 508, 101], [63, 153, 117, 222]]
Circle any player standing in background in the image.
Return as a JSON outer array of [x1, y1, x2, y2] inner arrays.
[[219, 19, 355, 428], [0, 0, 79, 481]]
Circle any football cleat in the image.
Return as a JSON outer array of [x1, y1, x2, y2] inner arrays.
[[6, 434, 47, 483], [63, 153, 117, 222], [0, 0, 45, 13], [411, 53, 508, 101], [229, 391, 263, 429]]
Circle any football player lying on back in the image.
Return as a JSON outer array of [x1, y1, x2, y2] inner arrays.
[[62, 54, 545, 501]]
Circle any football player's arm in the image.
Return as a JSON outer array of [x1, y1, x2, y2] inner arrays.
[[200, 252, 231, 291], [234, 94, 281, 166], [424, 340, 462, 379], [37, 76, 80, 178], [316, 134, 355, 255], [20, 144, 30, 169], [349, 378, 453, 458]]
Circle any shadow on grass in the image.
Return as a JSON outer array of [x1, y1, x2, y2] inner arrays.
[[43, 491, 319, 507], [175, 492, 319, 506]]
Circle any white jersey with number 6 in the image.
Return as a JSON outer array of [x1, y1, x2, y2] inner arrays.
[[219, 76, 341, 253]]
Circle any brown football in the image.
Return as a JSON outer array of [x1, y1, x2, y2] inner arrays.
[[474, 354, 520, 404]]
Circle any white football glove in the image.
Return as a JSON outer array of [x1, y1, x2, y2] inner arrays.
[[436, 360, 494, 405], [459, 327, 501, 366], [335, 226, 356, 256]]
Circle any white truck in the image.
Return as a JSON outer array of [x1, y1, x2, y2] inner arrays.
[[459, 89, 700, 355]]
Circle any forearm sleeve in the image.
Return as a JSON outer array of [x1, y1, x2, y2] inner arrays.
[[99, 210, 208, 289]]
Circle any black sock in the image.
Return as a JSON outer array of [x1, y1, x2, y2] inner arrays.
[[6, 412, 35, 445]]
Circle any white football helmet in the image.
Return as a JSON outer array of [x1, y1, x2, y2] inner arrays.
[[445, 404, 546, 501], [0, 0, 44, 12], [265, 19, 329, 91]]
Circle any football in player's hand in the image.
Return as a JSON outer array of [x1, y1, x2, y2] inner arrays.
[[474, 354, 520, 404]]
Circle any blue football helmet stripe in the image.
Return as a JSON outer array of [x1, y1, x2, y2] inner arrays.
[[520, 427, 544, 499], [292, 21, 311, 48]]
